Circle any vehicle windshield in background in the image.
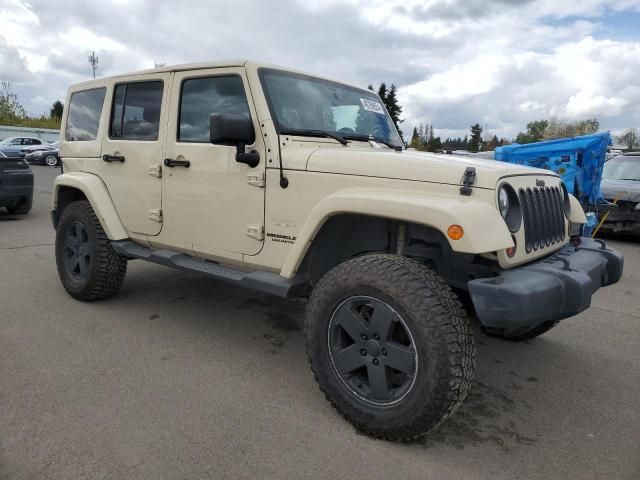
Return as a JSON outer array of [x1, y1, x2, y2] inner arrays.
[[259, 69, 402, 149], [603, 157, 640, 181]]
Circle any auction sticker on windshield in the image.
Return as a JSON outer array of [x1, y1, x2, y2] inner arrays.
[[360, 98, 385, 114]]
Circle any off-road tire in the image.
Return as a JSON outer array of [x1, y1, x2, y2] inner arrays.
[[55, 200, 127, 300], [305, 254, 475, 441], [7, 203, 32, 215], [482, 320, 560, 342]]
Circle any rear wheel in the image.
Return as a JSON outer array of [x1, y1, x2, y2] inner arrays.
[[44, 154, 58, 166], [55, 200, 127, 300], [305, 254, 475, 441]]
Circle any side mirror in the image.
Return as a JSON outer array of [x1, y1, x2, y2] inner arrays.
[[209, 113, 260, 167]]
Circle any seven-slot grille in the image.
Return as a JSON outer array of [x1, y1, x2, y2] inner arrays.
[[518, 185, 566, 253]]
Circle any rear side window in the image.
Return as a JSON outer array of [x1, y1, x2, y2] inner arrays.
[[178, 76, 251, 142], [65, 87, 106, 141], [110, 81, 163, 140]]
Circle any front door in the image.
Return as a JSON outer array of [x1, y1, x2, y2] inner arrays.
[[157, 68, 266, 258], [100, 73, 170, 236]]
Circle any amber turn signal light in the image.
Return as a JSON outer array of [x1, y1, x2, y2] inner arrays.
[[447, 225, 464, 240]]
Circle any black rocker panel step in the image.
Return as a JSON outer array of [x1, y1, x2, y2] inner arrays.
[[110, 240, 309, 298]]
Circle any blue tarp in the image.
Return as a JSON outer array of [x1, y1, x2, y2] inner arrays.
[[494, 132, 611, 205]]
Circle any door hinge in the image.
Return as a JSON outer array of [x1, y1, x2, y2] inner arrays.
[[148, 163, 162, 178], [247, 171, 265, 187], [246, 224, 264, 240], [149, 209, 163, 223]]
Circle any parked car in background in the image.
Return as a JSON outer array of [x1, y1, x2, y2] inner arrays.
[[0, 152, 33, 214], [598, 152, 640, 235], [24, 141, 60, 166], [0, 137, 49, 158]]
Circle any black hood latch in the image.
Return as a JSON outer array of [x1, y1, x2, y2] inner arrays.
[[460, 167, 476, 196]]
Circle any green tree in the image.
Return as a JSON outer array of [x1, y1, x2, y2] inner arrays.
[[50, 100, 63, 120], [410, 127, 420, 148], [544, 117, 599, 139], [377, 83, 387, 102], [468, 124, 483, 152], [382, 83, 403, 139], [0, 81, 27, 122]]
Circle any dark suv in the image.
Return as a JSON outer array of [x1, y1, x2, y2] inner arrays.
[[0, 151, 33, 214]]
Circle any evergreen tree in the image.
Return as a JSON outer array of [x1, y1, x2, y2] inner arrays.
[[469, 124, 483, 152], [50, 100, 63, 120], [377, 83, 388, 104], [383, 84, 403, 139], [410, 127, 419, 148]]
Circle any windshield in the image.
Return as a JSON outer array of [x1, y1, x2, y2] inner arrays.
[[0, 138, 15, 145], [603, 156, 640, 181], [259, 69, 402, 148]]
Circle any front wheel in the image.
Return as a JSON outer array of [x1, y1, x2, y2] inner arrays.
[[55, 200, 127, 300], [305, 254, 475, 441]]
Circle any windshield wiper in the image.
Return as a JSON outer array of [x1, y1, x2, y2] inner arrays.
[[342, 134, 402, 151], [619, 178, 640, 181], [280, 128, 349, 146]]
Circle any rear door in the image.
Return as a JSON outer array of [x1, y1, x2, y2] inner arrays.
[[100, 73, 171, 236]]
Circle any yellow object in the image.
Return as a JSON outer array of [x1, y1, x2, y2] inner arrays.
[[592, 192, 624, 238]]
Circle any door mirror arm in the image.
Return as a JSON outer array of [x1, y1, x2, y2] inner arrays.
[[236, 142, 260, 168]]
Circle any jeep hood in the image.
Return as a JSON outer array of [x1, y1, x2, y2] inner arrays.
[[305, 148, 555, 190]]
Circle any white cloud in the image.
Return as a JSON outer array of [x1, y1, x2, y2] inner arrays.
[[0, 0, 639, 137]]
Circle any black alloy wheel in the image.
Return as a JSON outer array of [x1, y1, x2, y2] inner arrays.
[[62, 221, 92, 281], [328, 295, 417, 406]]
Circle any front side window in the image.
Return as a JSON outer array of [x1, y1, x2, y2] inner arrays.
[[178, 75, 251, 142], [110, 81, 163, 140], [66, 88, 107, 141], [259, 69, 402, 148]]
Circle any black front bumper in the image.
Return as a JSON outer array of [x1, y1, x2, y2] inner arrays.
[[468, 238, 623, 331]]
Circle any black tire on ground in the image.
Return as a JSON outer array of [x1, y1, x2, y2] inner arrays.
[[55, 200, 127, 301], [305, 254, 475, 441], [482, 320, 560, 342], [7, 203, 32, 215]]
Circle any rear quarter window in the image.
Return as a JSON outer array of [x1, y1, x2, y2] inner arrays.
[[65, 87, 107, 141]]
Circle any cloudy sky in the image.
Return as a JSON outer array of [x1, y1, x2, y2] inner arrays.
[[1, 0, 640, 139]]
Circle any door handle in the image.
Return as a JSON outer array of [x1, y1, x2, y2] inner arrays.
[[102, 154, 125, 163], [164, 158, 190, 168]]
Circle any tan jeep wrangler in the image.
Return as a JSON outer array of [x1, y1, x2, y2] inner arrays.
[[52, 60, 623, 441]]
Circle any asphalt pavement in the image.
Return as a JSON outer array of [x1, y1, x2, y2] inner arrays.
[[1, 166, 638, 480]]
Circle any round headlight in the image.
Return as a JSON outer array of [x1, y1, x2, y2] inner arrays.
[[497, 184, 522, 233], [498, 187, 510, 218]]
